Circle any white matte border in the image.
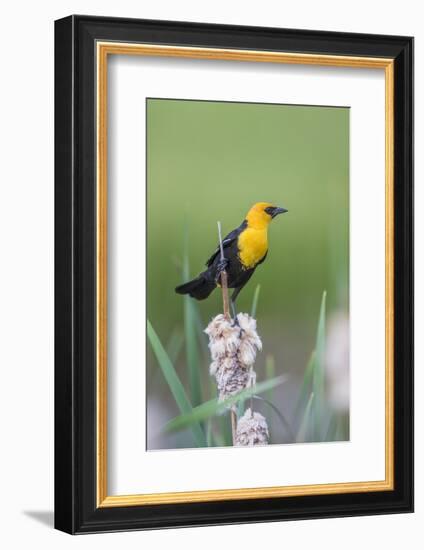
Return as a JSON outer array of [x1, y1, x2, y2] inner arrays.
[[107, 55, 386, 496]]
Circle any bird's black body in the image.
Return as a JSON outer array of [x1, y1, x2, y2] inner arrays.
[[175, 203, 287, 317], [176, 220, 255, 301]]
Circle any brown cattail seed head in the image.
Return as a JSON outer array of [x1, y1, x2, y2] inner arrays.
[[235, 408, 269, 446], [205, 314, 261, 402]]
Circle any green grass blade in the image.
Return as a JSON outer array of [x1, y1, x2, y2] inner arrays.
[[182, 229, 203, 407], [312, 291, 327, 440], [164, 375, 286, 433], [265, 354, 275, 403], [250, 284, 261, 318], [253, 395, 295, 441], [296, 392, 314, 443], [213, 422, 228, 447], [335, 414, 349, 441], [184, 296, 202, 406], [206, 419, 213, 447], [324, 414, 337, 441], [166, 328, 184, 364], [147, 320, 206, 447], [218, 415, 232, 446], [236, 399, 245, 418], [294, 350, 315, 420], [209, 379, 217, 400], [314, 291, 327, 395], [192, 301, 209, 359]]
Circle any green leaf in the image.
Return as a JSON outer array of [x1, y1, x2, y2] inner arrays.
[[296, 392, 314, 443], [312, 291, 327, 440], [335, 414, 349, 441], [183, 296, 202, 406], [294, 350, 315, 420], [206, 419, 213, 447], [293, 291, 328, 441], [324, 414, 338, 441], [212, 424, 227, 447], [265, 354, 276, 403], [192, 300, 209, 359], [253, 395, 295, 441], [250, 284, 261, 318], [166, 328, 184, 364], [182, 228, 203, 407], [236, 399, 245, 419], [164, 375, 286, 434], [218, 414, 232, 446], [325, 414, 350, 443], [147, 320, 206, 447]]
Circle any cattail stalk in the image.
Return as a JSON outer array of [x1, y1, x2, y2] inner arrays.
[[217, 221, 231, 321], [216, 221, 236, 442]]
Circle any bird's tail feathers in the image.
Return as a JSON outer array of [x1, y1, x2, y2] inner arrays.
[[175, 274, 215, 300]]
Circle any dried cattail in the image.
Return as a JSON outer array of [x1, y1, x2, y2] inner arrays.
[[205, 314, 242, 360], [205, 313, 261, 403], [236, 313, 262, 366], [235, 408, 269, 446]]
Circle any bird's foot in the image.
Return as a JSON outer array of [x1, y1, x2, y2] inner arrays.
[[215, 258, 229, 282], [231, 315, 244, 336]]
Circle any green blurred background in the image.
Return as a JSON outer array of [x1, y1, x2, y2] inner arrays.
[[146, 98, 349, 449]]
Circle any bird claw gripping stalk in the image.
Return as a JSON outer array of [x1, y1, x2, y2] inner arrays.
[[214, 258, 229, 283], [232, 314, 242, 330]]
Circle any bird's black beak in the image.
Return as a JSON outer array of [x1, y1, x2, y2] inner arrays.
[[271, 206, 288, 218]]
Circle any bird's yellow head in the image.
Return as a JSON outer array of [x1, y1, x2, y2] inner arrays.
[[245, 202, 288, 229]]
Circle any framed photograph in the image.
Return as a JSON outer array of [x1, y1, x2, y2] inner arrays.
[[54, 15, 413, 533]]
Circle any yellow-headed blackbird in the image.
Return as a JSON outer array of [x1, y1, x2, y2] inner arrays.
[[175, 202, 287, 317]]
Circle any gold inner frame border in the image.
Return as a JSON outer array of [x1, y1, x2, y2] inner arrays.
[[96, 42, 394, 508]]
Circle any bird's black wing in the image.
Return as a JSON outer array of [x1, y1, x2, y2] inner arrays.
[[206, 220, 247, 267]]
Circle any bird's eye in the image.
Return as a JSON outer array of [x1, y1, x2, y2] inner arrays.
[[264, 206, 274, 215]]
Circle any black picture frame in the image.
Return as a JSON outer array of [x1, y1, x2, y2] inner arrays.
[[55, 14, 413, 534]]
